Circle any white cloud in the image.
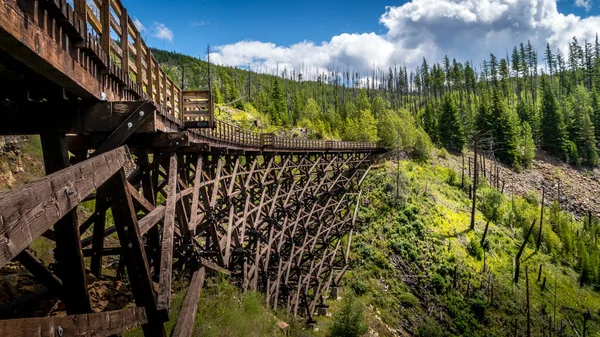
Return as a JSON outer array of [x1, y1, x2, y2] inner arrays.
[[133, 17, 145, 32], [152, 22, 174, 42], [191, 21, 210, 27], [575, 0, 592, 11], [211, 0, 600, 74]]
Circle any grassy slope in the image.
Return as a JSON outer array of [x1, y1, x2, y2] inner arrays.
[[349, 156, 600, 336]]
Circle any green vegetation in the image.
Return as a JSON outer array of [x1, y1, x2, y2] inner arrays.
[[155, 35, 600, 169], [346, 160, 600, 336], [329, 294, 368, 337]]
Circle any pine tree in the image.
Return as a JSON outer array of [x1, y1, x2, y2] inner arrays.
[[423, 102, 439, 144], [578, 108, 598, 165], [578, 239, 593, 286], [438, 94, 466, 151], [520, 122, 536, 168], [490, 90, 520, 167], [540, 78, 568, 158]]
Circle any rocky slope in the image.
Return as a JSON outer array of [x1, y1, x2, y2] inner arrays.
[[437, 149, 600, 219]]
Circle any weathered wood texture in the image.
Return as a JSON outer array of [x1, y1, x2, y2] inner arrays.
[[157, 154, 178, 316], [0, 146, 130, 268], [171, 267, 206, 337], [0, 307, 147, 337]]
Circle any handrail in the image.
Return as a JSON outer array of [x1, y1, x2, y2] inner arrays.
[[193, 119, 378, 151], [13, 0, 378, 152]]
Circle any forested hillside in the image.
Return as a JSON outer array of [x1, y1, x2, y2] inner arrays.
[[154, 36, 600, 169]]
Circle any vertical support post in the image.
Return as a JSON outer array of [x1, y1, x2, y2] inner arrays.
[[135, 31, 143, 87], [138, 150, 160, 277], [40, 133, 91, 315], [120, 8, 129, 73], [73, 0, 88, 41], [90, 187, 107, 277], [100, 0, 111, 53], [146, 53, 154, 97]]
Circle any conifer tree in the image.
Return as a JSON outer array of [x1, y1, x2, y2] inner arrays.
[[490, 90, 520, 167], [423, 102, 438, 144], [438, 94, 465, 151], [540, 78, 568, 158]]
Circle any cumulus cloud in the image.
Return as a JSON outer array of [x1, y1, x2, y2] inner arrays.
[[132, 17, 145, 32], [575, 0, 592, 11], [152, 22, 174, 42], [211, 0, 600, 74]]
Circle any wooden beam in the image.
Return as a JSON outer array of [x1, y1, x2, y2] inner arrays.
[[171, 267, 206, 337], [0, 307, 147, 337], [90, 187, 107, 277], [0, 146, 130, 268], [0, 101, 158, 135], [0, 0, 114, 99], [106, 169, 165, 337], [15, 249, 63, 296], [94, 101, 155, 155], [157, 154, 178, 318]]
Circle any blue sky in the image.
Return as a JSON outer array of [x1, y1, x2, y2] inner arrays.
[[124, 0, 600, 72]]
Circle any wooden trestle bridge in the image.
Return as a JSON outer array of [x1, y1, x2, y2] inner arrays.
[[0, 0, 385, 336]]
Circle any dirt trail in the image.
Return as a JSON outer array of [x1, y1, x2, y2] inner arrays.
[[436, 150, 600, 219]]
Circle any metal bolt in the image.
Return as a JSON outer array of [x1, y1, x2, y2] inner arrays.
[[176, 142, 179, 145], [57, 326, 64, 336], [124, 226, 129, 231], [139, 110, 145, 117], [128, 243, 133, 248], [127, 122, 133, 128]]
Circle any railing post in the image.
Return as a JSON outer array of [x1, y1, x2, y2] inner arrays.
[[120, 8, 129, 74], [135, 29, 143, 87], [73, 0, 88, 43], [146, 51, 153, 97], [100, 0, 111, 52]]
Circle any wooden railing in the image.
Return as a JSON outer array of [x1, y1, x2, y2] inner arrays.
[[81, 0, 181, 120], [193, 119, 378, 151]]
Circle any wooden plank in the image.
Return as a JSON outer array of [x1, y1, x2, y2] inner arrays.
[[106, 169, 166, 337], [120, 7, 129, 72], [15, 249, 63, 296], [90, 187, 107, 277], [139, 205, 166, 235], [39, 133, 90, 315], [157, 154, 178, 317], [189, 156, 203, 231], [86, 4, 102, 34], [127, 181, 155, 213], [199, 257, 231, 275], [0, 146, 130, 268], [0, 306, 147, 337], [170, 268, 206, 337], [0, 0, 115, 99], [94, 101, 155, 155]]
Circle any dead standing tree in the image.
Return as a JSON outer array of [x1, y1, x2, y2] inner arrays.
[[515, 219, 537, 284]]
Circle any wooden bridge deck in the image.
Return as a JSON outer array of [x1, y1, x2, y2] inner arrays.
[[0, 0, 385, 336]]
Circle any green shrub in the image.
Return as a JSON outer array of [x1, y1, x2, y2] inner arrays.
[[479, 187, 505, 223], [438, 147, 450, 159], [329, 293, 368, 337], [398, 292, 419, 307], [467, 240, 484, 260], [416, 316, 443, 337], [430, 273, 447, 293], [349, 276, 368, 296], [446, 169, 459, 186]]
